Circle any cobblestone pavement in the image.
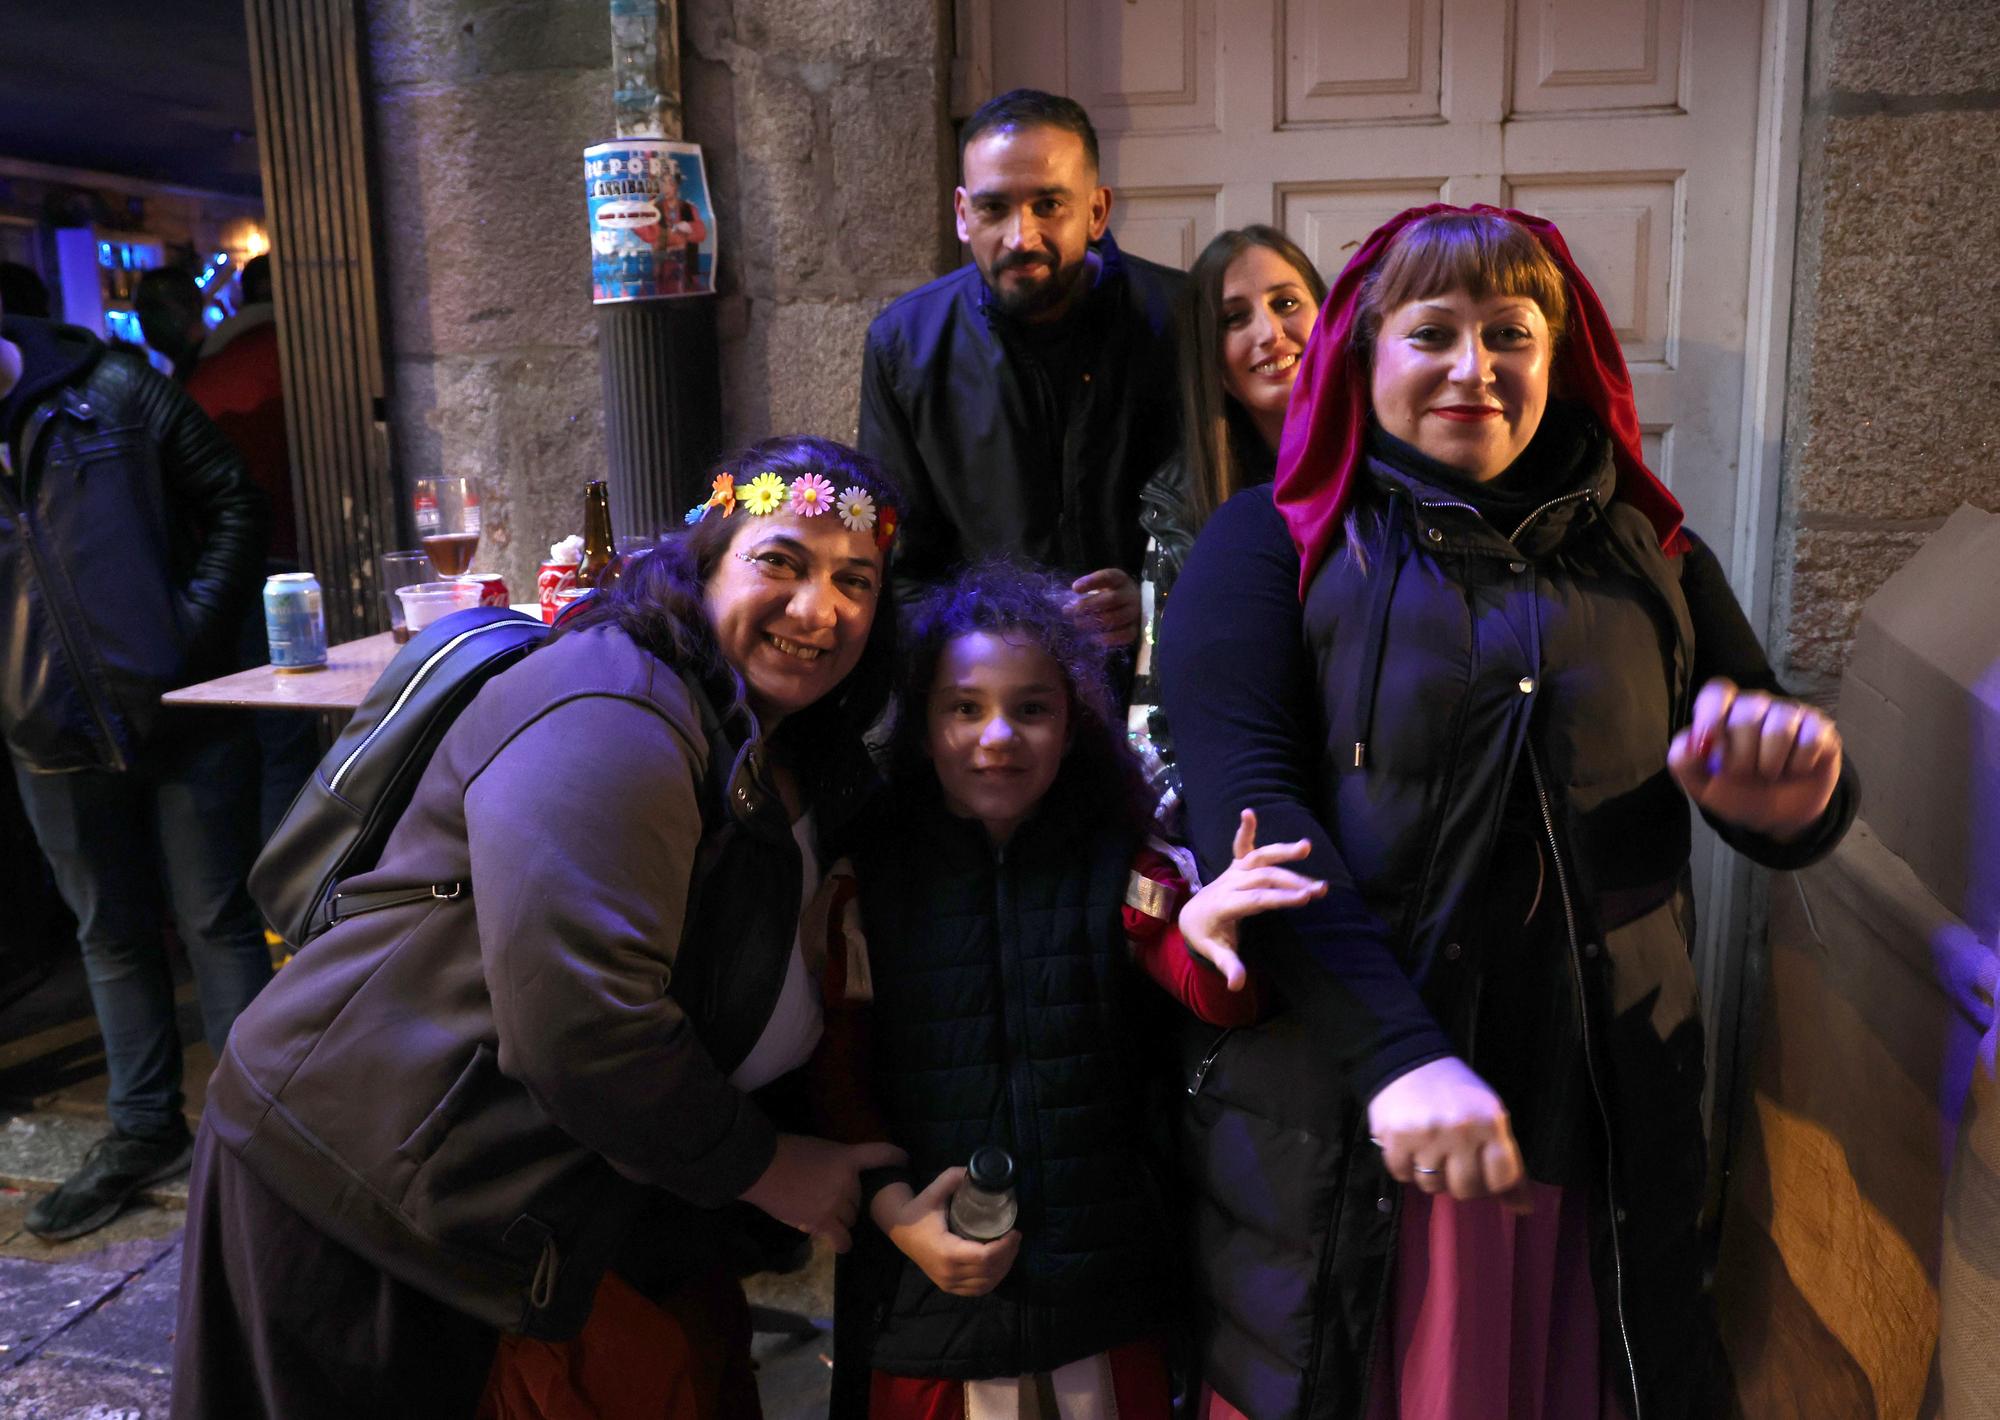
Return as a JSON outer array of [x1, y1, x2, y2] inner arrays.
[[0, 957, 836, 1418]]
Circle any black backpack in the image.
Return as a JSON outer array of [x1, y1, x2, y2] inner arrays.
[[248, 606, 550, 947]]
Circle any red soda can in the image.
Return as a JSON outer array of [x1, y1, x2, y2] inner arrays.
[[537, 562, 579, 624], [458, 574, 510, 609]]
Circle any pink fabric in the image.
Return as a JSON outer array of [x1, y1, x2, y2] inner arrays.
[[1272, 204, 1690, 597], [1194, 1180, 1625, 1420], [1366, 1182, 1628, 1420]]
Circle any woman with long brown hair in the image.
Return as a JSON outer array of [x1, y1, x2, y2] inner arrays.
[[1131, 225, 1325, 794]]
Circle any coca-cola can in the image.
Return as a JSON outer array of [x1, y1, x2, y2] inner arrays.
[[457, 574, 510, 609], [537, 562, 579, 624]]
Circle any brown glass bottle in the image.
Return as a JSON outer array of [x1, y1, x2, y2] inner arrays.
[[575, 481, 614, 588]]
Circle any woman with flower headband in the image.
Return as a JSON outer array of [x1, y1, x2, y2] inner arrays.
[[173, 437, 908, 1420], [1158, 209, 1859, 1418]]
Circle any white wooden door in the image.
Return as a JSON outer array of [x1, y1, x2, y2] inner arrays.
[[983, 0, 1765, 569]]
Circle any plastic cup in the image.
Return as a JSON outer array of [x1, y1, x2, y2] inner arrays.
[[396, 579, 485, 633], [381, 550, 434, 643]]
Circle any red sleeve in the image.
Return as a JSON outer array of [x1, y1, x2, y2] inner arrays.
[[805, 874, 895, 1145], [1125, 848, 1265, 1028]]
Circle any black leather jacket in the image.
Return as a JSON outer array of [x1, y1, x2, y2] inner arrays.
[[0, 317, 267, 772], [858, 232, 1183, 597]]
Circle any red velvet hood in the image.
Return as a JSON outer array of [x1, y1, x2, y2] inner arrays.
[[1273, 203, 1689, 595]]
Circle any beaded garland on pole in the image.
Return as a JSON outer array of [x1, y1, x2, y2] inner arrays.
[[685, 471, 898, 552]]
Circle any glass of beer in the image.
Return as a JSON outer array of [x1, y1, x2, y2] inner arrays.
[[413, 476, 483, 577]]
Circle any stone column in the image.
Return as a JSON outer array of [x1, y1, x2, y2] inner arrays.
[[1773, 0, 2000, 696]]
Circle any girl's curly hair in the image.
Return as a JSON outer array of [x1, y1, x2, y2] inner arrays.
[[888, 561, 1150, 834]]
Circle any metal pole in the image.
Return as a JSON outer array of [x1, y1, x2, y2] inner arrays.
[[598, 0, 721, 538]]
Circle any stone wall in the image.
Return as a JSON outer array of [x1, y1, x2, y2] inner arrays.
[[364, 0, 949, 597], [1773, 0, 2000, 697], [684, 0, 954, 449]]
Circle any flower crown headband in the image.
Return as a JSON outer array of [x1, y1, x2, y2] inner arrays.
[[685, 470, 899, 552]]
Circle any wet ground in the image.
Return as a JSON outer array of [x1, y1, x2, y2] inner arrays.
[[0, 954, 835, 1418]]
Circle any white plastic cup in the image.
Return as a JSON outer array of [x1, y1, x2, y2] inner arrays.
[[395, 579, 484, 632]]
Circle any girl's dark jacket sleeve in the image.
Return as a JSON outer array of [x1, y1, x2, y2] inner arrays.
[[1157, 489, 1857, 1106]]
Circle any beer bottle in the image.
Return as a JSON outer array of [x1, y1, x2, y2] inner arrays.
[[576, 481, 614, 588]]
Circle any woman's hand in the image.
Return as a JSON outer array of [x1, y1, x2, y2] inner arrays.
[[1180, 808, 1326, 990], [1666, 677, 1842, 840], [738, 1134, 907, 1253], [871, 1169, 1022, 1297], [1367, 1057, 1531, 1211]]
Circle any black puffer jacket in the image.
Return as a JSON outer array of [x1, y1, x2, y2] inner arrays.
[[840, 797, 1178, 1379], [858, 232, 1183, 596], [1158, 416, 1856, 1420], [0, 316, 267, 772]]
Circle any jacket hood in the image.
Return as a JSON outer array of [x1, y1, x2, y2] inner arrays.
[[1, 317, 101, 437]]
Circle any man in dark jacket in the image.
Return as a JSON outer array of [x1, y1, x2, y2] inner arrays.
[[0, 294, 272, 1242], [858, 89, 1182, 648]]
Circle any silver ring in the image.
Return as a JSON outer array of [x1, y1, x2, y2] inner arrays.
[[1414, 1166, 1441, 1175]]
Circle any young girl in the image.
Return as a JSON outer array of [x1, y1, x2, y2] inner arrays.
[[816, 563, 1322, 1419]]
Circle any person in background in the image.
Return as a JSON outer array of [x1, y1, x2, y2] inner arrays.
[[184, 250, 314, 839], [134, 265, 207, 381], [1159, 207, 1859, 1419], [0, 261, 52, 321], [816, 563, 1319, 1419], [1129, 226, 1325, 814], [200, 252, 275, 357], [0, 282, 272, 1244], [859, 89, 1182, 653], [173, 438, 907, 1420]]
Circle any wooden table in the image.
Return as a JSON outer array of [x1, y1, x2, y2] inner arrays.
[[160, 604, 546, 714], [160, 630, 403, 713]]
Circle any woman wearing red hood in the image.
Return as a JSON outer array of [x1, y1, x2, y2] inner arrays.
[[1158, 207, 1857, 1419]]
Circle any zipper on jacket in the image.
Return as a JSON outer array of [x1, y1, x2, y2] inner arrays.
[[1186, 1028, 1234, 1097], [1507, 489, 1593, 545], [1, 481, 128, 771], [328, 881, 466, 925], [1526, 745, 1644, 1420], [327, 620, 533, 793]]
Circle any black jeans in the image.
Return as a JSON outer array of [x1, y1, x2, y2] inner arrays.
[[11, 723, 272, 1136]]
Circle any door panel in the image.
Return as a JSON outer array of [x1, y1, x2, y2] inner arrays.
[[1281, 0, 1445, 125], [1062, 0, 1219, 134], [1116, 187, 1223, 270], [1510, 0, 1687, 115], [1504, 173, 1679, 366], [1278, 181, 1448, 276]]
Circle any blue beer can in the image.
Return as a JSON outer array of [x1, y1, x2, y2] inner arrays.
[[264, 572, 328, 671]]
